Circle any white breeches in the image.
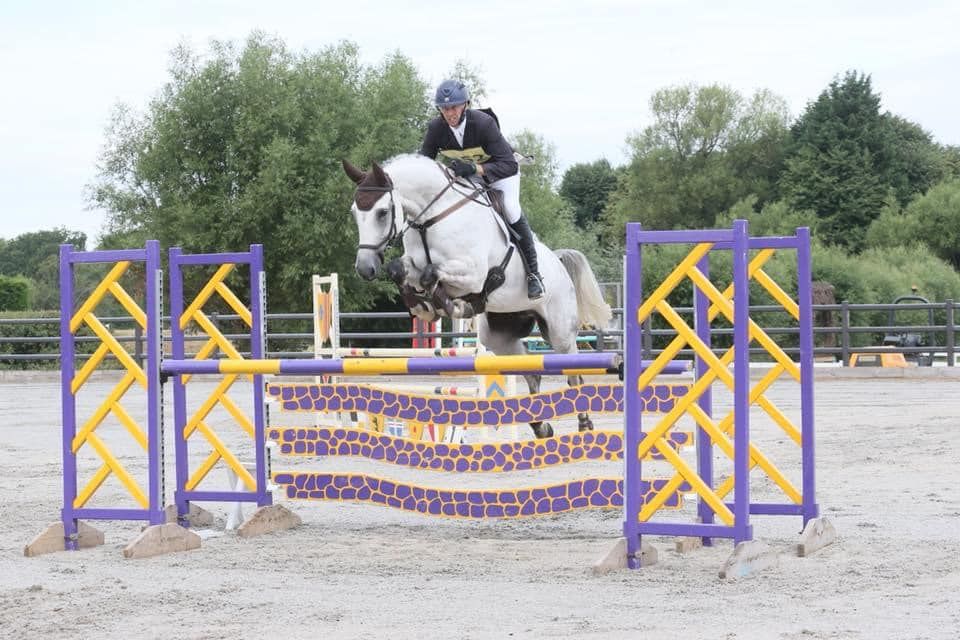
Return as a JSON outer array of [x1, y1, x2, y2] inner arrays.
[[486, 173, 522, 224]]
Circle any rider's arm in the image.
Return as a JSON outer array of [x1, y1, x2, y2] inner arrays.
[[474, 112, 518, 182], [419, 118, 444, 158]]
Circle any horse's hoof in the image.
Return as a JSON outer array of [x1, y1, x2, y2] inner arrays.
[[452, 300, 475, 319], [578, 417, 594, 432], [531, 422, 554, 439]]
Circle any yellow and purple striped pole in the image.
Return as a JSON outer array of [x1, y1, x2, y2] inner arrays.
[[161, 352, 639, 377]]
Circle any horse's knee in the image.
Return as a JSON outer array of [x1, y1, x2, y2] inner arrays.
[[385, 258, 407, 285], [420, 264, 440, 289]]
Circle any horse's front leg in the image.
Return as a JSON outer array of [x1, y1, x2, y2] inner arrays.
[[420, 258, 486, 319], [387, 256, 440, 322]]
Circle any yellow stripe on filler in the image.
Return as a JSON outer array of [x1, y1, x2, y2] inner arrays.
[[474, 354, 542, 373], [219, 360, 281, 375], [342, 358, 410, 375]]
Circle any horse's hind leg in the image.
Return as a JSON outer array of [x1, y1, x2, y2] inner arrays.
[[541, 303, 593, 432], [521, 372, 553, 438], [477, 313, 553, 439], [568, 372, 593, 431]]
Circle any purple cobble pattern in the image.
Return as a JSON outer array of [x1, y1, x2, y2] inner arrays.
[[270, 472, 690, 518], [265, 383, 691, 426], [266, 426, 693, 472]]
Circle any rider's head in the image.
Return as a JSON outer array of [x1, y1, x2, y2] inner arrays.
[[434, 79, 469, 127]]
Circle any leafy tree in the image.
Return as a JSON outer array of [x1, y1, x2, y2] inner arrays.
[[865, 180, 960, 269], [779, 71, 947, 251], [0, 228, 86, 277], [510, 131, 579, 249], [88, 33, 432, 313], [0, 228, 88, 310], [781, 142, 886, 251], [0, 275, 31, 311], [559, 159, 618, 228], [717, 197, 818, 237], [941, 145, 960, 180], [863, 195, 914, 250], [601, 84, 790, 246], [899, 180, 960, 268]]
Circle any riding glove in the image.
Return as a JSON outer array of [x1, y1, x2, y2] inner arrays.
[[450, 159, 477, 177]]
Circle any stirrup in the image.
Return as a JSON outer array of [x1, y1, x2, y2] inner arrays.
[[526, 273, 545, 300]]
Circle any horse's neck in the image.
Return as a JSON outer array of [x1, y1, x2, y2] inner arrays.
[[396, 175, 476, 223]]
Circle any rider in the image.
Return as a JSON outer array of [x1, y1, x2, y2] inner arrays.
[[419, 79, 545, 300]]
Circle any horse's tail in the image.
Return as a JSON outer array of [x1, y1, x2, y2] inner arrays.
[[554, 249, 613, 329]]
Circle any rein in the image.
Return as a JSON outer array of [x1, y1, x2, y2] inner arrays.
[[407, 176, 485, 264], [354, 167, 488, 265]]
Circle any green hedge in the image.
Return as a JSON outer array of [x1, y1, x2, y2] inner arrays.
[[0, 275, 31, 311]]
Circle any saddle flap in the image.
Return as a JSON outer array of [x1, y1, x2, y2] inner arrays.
[[486, 189, 506, 218]]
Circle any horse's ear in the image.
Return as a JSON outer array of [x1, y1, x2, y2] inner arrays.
[[371, 162, 389, 186], [342, 159, 366, 185]]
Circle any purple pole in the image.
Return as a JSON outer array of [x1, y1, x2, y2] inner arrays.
[[694, 251, 714, 544], [160, 353, 626, 377], [622, 223, 643, 568], [796, 227, 819, 524], [59, 244, 78, 550], [732, 220, 753, 543], [249, 245, 273, 507]]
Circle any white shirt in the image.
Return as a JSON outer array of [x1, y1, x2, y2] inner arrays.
[[448, 119, 466, 147]]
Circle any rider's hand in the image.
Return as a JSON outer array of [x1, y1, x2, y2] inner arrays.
[[450, 159, 477, 178]]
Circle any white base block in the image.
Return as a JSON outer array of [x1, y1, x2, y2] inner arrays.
[[718, 540, 779, 579], [164, 503, 215, 528], [592, 537, 658, 574], [24, 521, 105, 557], [237, 504, 302, 538], [123, 523, 201, 559], [797, 517, 838, 557]]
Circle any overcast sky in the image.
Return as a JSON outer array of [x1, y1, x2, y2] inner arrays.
[[2, 0, 958, 246]]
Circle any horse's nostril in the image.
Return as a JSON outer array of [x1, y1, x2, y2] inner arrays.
[[355, 259, 379, 280]]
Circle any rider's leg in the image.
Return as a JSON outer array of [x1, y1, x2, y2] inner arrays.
[[509, 217, 545, 299], [489, 174, 545, 299]]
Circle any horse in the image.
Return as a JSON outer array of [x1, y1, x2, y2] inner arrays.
[[342, 154, 612, 438]]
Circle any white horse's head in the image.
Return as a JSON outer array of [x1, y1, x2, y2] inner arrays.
[[342, 159, 401, 280]]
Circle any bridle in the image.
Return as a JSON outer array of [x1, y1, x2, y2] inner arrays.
[[354, 182, 399, 258], [352, 166, 489, 264]]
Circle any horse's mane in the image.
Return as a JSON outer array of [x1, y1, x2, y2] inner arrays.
[[382, 154, 448, 192]]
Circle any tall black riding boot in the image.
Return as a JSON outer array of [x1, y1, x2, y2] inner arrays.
[[509, 216, 545, 300]]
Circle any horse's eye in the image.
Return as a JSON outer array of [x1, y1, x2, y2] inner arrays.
[[376, 207, 390, 219]]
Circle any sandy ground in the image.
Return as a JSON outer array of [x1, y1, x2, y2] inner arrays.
[[1, 371, 959, 640]]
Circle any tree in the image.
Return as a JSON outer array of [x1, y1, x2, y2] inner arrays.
[[601, 84, 790, 245], [0, 275, 31, 311], [509, 131, 581, 250], [779, 70, 947, 252], [0, 228, 86, 277], [0, 228, 88, 310], [881, 180, 960, 269], [781, 142, 886, 251], [88, 33, 432, 313], [559, 159, 618, 228]]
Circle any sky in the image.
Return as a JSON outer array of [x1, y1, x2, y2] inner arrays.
[[2, 0, 958, 247]]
